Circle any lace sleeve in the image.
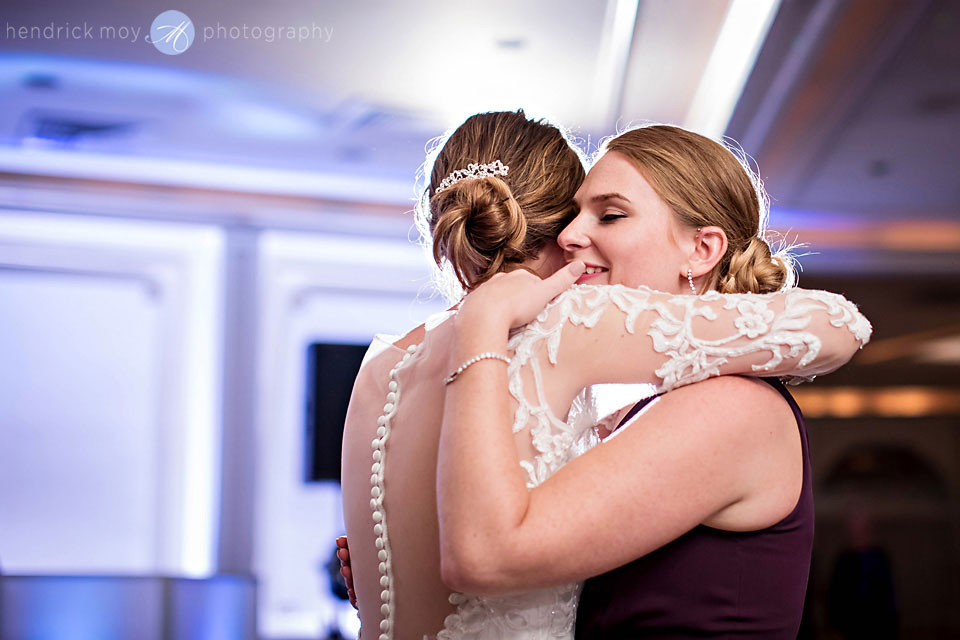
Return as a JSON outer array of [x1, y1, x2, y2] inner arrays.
[[522, 284, 872, 394]]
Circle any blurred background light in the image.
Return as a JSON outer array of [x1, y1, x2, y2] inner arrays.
[[684, 0, 782, 137]]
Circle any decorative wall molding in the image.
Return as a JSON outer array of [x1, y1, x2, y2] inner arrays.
[[0, 210, 224, 577]]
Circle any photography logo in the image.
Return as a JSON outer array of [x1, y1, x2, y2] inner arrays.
[[149, 10, 194, 55]]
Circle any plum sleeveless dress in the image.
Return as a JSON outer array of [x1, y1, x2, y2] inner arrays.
[[575, 378, 813, 639]]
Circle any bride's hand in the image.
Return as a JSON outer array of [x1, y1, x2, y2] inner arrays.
[[458, 261, 585, 330]]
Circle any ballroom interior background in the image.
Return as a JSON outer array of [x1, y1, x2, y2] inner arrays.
[[1, 1, 958, 638]]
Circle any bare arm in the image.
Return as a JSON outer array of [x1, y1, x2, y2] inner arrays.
[[437, 268, 870, 592], [439, 375, 799, 592]]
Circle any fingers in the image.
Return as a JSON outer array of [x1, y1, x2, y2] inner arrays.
[[340, 562, 357, 610], [543, 260, 585, 297], [336, 536, 350, 566], [335, 539, 358, 609]]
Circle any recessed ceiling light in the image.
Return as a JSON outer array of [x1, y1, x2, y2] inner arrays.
[[496, 38, 526, 50], [22, 72, 59, 90], [867, 159, 890, 178]]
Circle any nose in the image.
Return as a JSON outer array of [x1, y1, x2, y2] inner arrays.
[[558, 212, 590, 254]]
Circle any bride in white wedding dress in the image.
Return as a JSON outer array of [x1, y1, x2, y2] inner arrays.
[[340, 112, 870, 640]]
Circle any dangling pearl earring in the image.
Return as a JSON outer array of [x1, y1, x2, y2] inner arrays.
[[687, 227, 702, 295]]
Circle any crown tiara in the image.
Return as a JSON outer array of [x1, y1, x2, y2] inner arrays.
[[434, 160, 509, 195]]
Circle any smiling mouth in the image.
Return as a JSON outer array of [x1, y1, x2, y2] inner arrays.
[[576, 265, 608, 284]]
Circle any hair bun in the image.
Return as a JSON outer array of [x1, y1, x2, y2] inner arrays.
[[416, 110, 586, 299], [431, 176, 528, 289], [719, 236, 793, 294]]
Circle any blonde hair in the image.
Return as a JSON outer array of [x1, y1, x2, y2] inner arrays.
[[605, 125, 795, 294], [415, 110, 586, 293]]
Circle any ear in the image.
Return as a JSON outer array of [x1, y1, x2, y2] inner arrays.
[[687, 225, 727, 279]]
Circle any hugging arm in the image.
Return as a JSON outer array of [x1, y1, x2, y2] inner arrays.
[[517, 283, 872, 394], [437, 269, 871, 593]]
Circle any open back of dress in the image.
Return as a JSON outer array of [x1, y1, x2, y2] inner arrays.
[[342, 310, 602, 640]]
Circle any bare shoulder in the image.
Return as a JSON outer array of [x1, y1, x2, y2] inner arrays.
[[607, 376, 796, 468], [657, 376, 801, 529], [660, 376, 793, 431], [673, 373, 779, 397]]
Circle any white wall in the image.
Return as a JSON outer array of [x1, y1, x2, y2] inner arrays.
[[253, 230, 447, 638], [0, 212, 224, 576], [0, 204, 443, 639]]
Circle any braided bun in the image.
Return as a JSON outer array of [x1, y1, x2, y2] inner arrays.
[[718, 236, 792, 294], [431, 176, 528, 289]]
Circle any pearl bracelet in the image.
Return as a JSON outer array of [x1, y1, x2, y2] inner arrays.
[[443, 352, 512, 385]]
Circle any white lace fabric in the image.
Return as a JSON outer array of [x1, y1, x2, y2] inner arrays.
[[433, 585, 582, 640], [511, 284, 871, 397], [360, 284, 871, 640]]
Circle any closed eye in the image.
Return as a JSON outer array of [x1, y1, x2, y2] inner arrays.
[[600, 213, 627, 223]]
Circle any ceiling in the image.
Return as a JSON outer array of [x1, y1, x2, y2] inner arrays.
[[0, 0, 957, 274], [0, 1, 753, 190], [727, 0, 960, 273]]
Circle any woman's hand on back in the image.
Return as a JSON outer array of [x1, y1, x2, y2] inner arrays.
[[335, 536, 358, 610]]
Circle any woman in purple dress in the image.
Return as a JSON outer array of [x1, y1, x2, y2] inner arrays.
[[436, 125, 871, 638]]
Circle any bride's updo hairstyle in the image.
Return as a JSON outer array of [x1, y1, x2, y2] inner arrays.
[[605, 125, 795, 294], [416, 110, 586, 293]]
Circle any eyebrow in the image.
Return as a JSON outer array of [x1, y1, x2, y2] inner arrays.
[[577, 192, 632, 206]]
